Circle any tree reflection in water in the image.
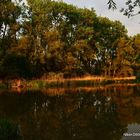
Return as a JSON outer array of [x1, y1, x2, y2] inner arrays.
[[0, 85, 140, 140]]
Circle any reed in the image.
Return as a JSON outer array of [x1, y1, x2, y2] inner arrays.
[[0, 76, 137, 90], [25, 76, 136, 89]]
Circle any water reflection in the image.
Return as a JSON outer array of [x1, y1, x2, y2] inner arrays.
[[0, 85, 140, 140]]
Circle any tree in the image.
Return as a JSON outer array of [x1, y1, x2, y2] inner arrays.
[[111, 38, 134, 77], [0, 0, 21, 53], [128, 34, 140, 77], [93, 16, 128, 76], [0, 0, 139, 79], [0, 0, 26, 79], [107, 0, 140, 17]]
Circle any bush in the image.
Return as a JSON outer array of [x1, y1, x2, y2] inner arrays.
[[42, 72, 64, 80], [0, 119, 23, 140]]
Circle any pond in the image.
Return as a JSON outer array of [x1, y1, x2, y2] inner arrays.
[[0, 84, 140, 140]]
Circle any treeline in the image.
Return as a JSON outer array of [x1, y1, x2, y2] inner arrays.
[[0, 0, 140, 79]]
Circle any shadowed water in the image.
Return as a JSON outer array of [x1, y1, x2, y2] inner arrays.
[[0, 85, 140, 140]]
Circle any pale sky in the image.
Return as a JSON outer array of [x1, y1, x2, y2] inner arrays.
[[63, 0, 140, 36]]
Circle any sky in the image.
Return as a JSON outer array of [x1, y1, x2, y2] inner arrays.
[[63, 0, 140, 36]]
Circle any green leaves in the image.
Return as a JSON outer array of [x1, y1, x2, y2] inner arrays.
[[0, 0, 140, 78]]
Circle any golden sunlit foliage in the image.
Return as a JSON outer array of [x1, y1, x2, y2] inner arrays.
[[0, 0, 140, 79]]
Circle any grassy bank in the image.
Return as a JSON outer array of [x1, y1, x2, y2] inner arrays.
[[0, 76, 137, 90]]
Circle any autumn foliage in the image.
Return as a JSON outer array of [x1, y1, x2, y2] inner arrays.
[[0, 0, 140, 79]]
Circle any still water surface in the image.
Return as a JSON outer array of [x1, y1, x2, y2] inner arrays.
[[0, 85, 140, 140]]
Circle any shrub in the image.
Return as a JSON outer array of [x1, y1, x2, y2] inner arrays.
[[0, 119, 22, 140]]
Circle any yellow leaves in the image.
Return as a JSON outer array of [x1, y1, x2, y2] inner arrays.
[[66, 52, 75, 63], [45, 29, 64, 55], [64, 52, 77, 71], [74, 40, 88, 51], [76, 27, 94, 40], [45, 29, 59, 42], [122, 59, 131, 66], [118, 66, 134, 77], [9, 36, 29, 55]]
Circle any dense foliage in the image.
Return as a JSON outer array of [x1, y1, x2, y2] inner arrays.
[[0, 0, 140, 79]]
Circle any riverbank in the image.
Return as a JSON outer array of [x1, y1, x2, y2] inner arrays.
[[0, 76, 137, 90]]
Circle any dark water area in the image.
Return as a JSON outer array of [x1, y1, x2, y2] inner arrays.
[[0, 85, 140, 140]]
